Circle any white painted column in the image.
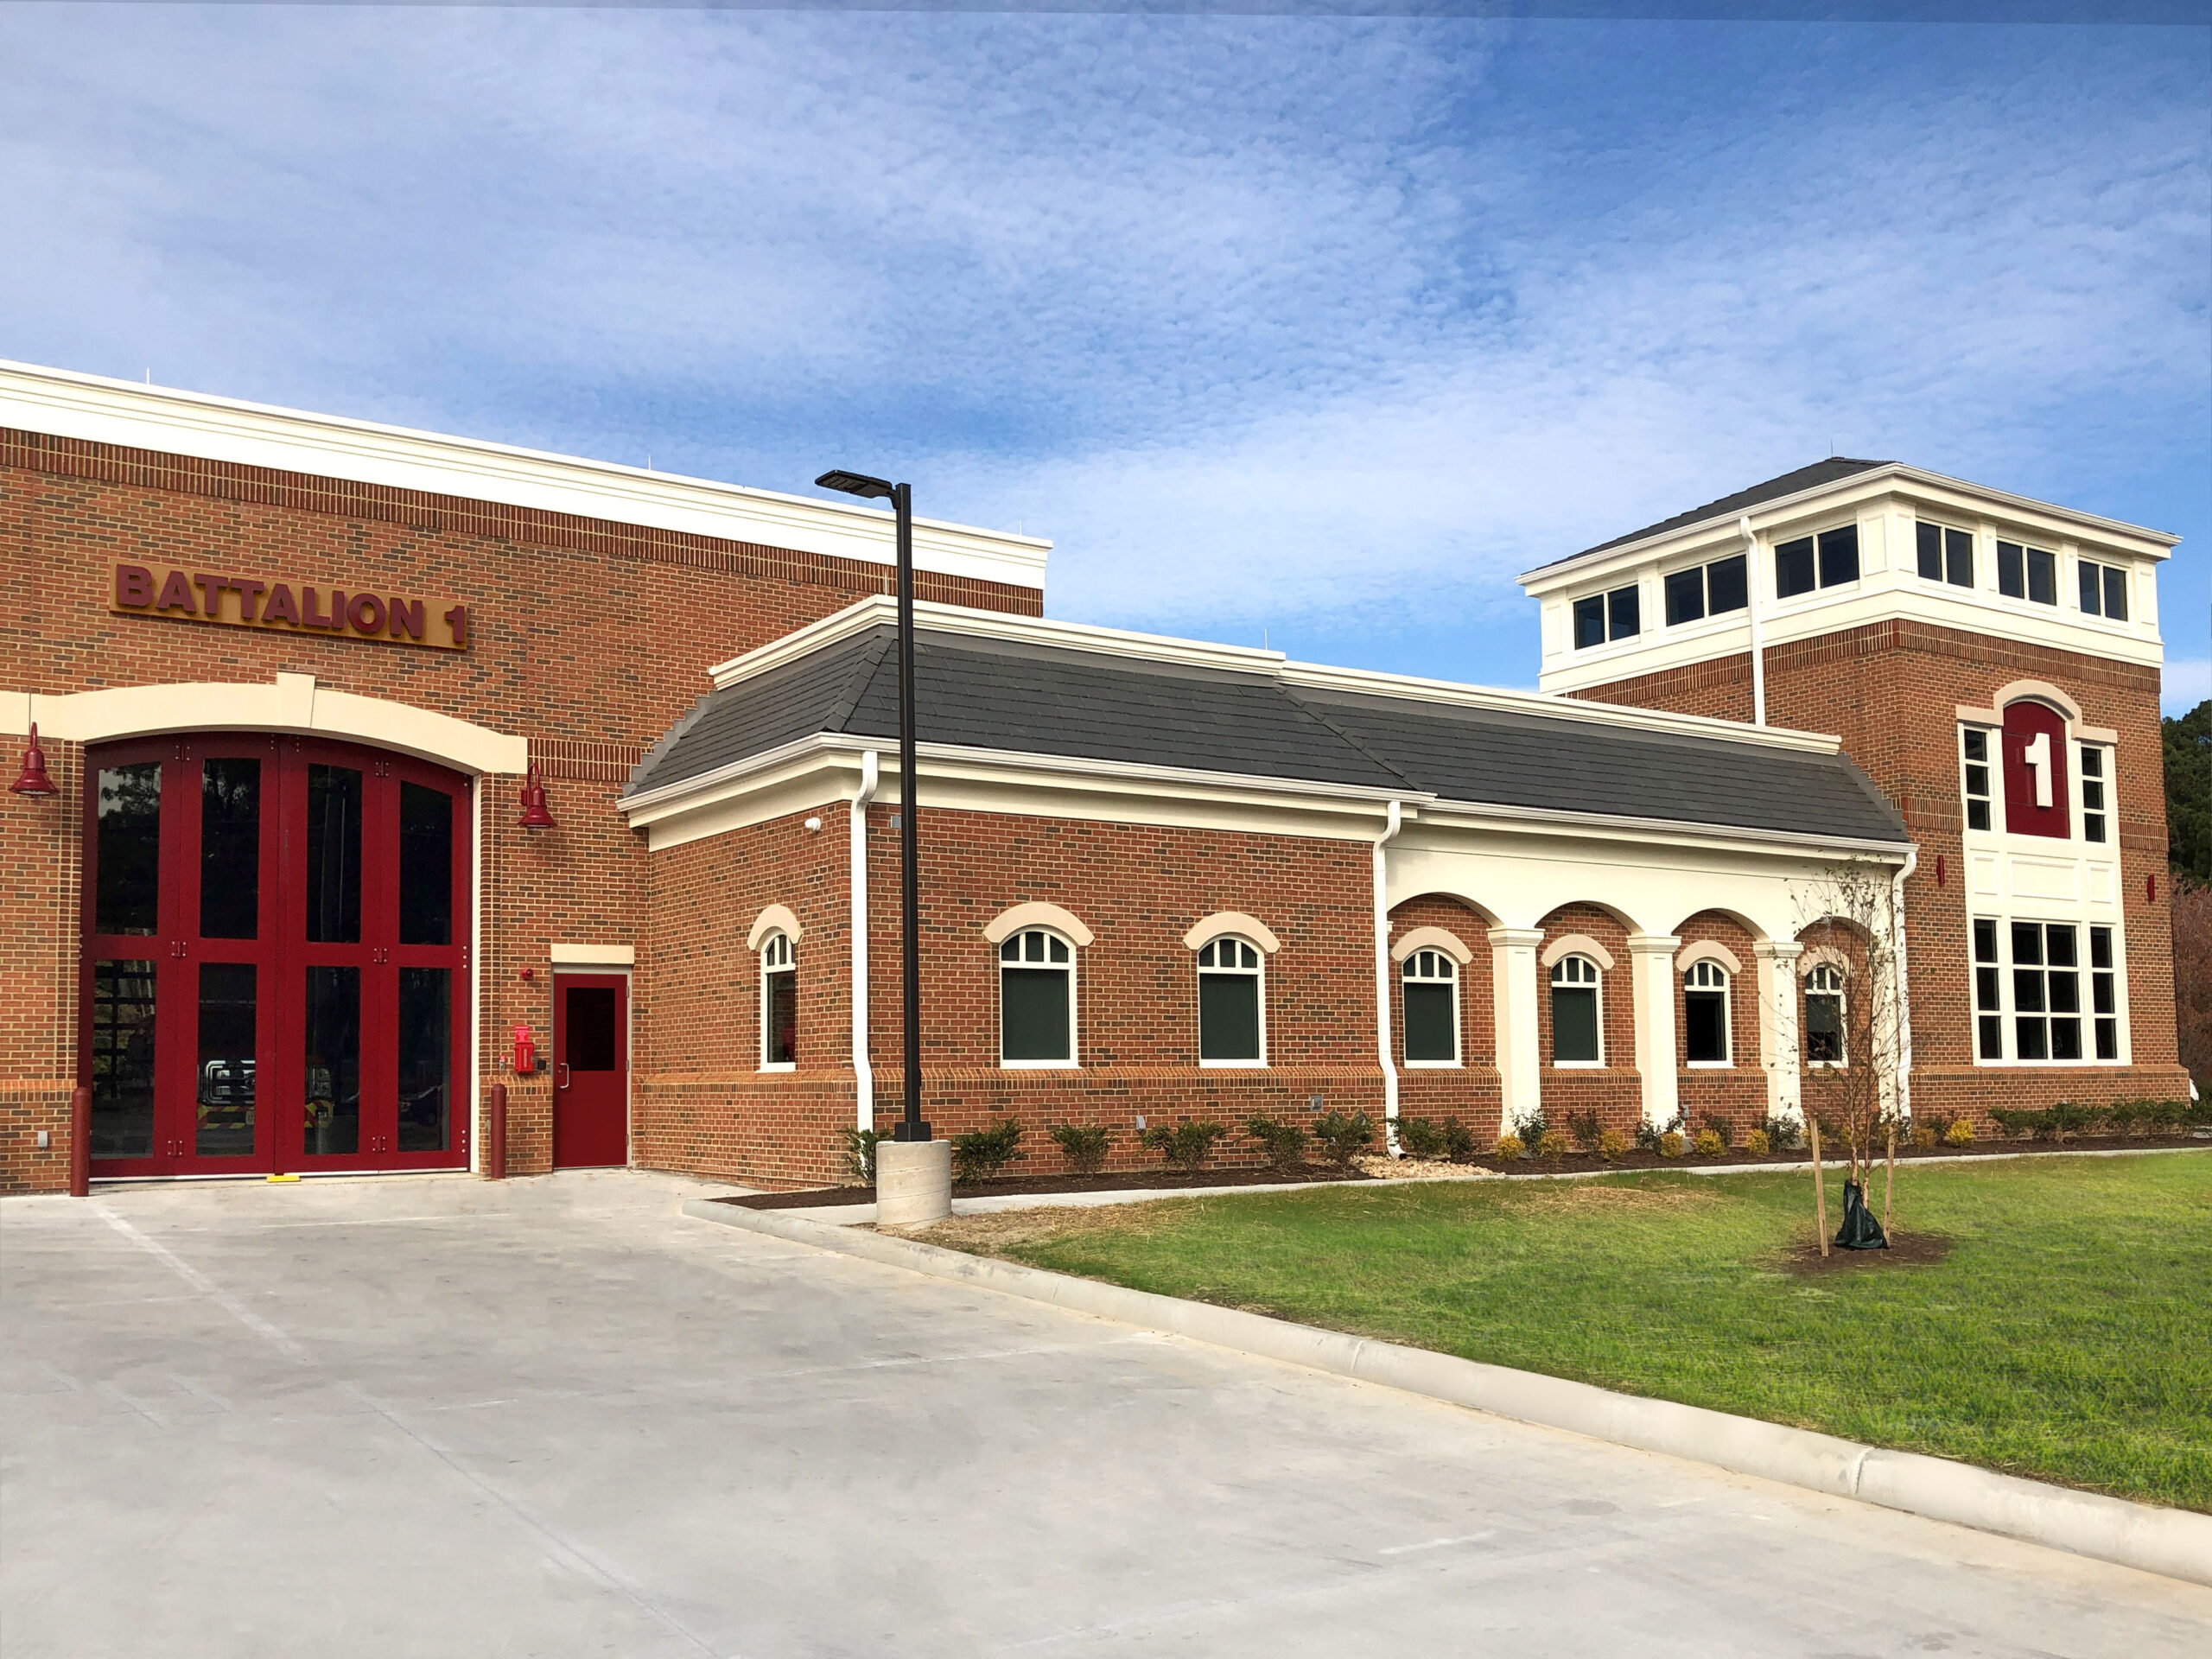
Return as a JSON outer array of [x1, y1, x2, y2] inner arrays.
[[1627, 934, 1682, 1131], [1754, 940, 1805, 1125], [1488, 928, 1545, 1134]]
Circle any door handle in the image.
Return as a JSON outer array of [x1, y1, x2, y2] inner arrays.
[[558, 1063, 571, 1090]]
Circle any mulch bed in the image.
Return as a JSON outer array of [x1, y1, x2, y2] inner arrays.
[[1450, 1132, 2207, 1179], [719, 1163, 1373, 1210], [1781, 1230, 1955, 1274]]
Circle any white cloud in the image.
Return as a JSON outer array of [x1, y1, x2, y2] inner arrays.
[[2165, 658, 2210, 716]]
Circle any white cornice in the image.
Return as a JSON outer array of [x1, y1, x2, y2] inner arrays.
[[0, 358, 1050, 589], [1521, 462, 2177, 591], [1413, 797, 1910, 860]]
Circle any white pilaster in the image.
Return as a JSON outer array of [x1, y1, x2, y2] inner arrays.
[[1627, 934, 1682, 1130], [1488, 927, 1546, 1134], [1754, 939, 1805, 1124]]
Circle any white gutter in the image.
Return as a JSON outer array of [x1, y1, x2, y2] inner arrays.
[[849, 750, 880, 1131], [1891, 846, 1916, 1130], [1374, 799, 1404, 1155], [1740, 513, 1765, 727]]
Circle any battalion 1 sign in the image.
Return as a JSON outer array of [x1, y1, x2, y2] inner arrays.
[[110, 563, 469, 651]]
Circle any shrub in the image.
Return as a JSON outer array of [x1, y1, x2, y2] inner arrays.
[[1658, 1130, 1686, 1159], [1442, 1121, 1479, 1162], [1760, 1113, 1802, 1152], [1395, 1116, 1448, 1160], [1536, 1128, 1570, 1164], [1910, 1122, 1937, 1149], [1598, 1128, 1628, 1161], [1567, 1109, 1605, 1154], [1313, 1110, 1377, 1169], [839, 1126, 888, 1184], [951, 1117, 1025, 1183], [1698, 1114, 1732, 1149], [1142, 1118, 1227, 1175], [2045, 1099, 2101, 1146], [2102, 1099, 2139, 1137], [1989, 1106, 2047, 1141], [1693, 1128, 1725, 1159], [1943, 1118, 1975, 1147], [1493, 1132, 1525, 1161], [1510, 1108, 1548, 1152], [1048, 1122, 1111, 1175], [2143, 1097, 2192, 1135], [1244, 1114, 1309, 1171], [1742, 1128, 1770, 1158]]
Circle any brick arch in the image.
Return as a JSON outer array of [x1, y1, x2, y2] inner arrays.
[[1388, 894, 1499, 1135], [1674, 908, 1766, 1137], [1533, 902, 1639, 1135]]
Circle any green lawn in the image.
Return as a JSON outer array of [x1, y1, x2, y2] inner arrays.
[[943, 1152, 2212, 1511]]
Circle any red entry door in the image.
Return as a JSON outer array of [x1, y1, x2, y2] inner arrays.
[[553, 975, 628, 1168]]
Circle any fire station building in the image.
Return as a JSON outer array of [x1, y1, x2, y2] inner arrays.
[[2, 360, 2186, 1192]]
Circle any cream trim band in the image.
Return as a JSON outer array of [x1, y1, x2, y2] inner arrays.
[[1677, 940, 1744, 975], [1390, 925, 1473, 965], [982, 902, 1095, 948], [1541, 933, 1616, 971], [747, 905, 803, 950], [1182, 912, 1282, 955]]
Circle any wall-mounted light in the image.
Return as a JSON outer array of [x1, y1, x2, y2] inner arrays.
[[10, 723, 56, 798], [518, 763, 556, 830]]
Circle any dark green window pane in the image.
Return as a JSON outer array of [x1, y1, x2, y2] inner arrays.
[[2026, 546, 2056, 605], [1606, 585, 1639, 640], [195, 962, 257, 1157], [2079, 563, 2102, 615], [1573, 596, 1605, 650], [2015, 1017, 2047, 1060], [306, 766, 362, 944], [2102, 566, 2127, 620], [764, 970, 796, 1065], [303, 965, 360, 1155], [1001, 969, 1071, 1061], [1998, 541, 2024, 598], [2050, 1018, 2082, 1061], [1945, 528, 1973, 586], [1705, 555, 1747, 614], [1664, 569, 1704, 626], [2011, 922, 2042, 965], [200, 759, 260, 939], [91, 959, 157, 1157], [398, 967, 451, 1152], [1916, 522, 1943, 580], [1973, 918, 1999, 963], [1979, 1016, 2004, 1058], [1804, 994, 1844, 1063], [95, 763, 162, 936], [1403, 982, 1455, 1062], [1775, 537, 1815, 598], [398, 782, 452, 945], [1817, 524, 1859, 587], [1685, 991, 1726, 1063], [1198, 972, 1261, 1061], [1551, 986, 1598, 1064]]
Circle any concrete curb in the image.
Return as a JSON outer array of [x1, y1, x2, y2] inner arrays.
[[682, 1196, 2212, 1590]]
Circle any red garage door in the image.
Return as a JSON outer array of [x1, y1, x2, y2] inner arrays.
[[81, 735, 471, 1178]]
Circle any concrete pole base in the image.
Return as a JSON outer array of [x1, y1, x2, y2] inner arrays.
[[875, 1139, 952, 1230]]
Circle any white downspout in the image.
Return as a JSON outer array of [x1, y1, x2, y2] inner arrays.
[[1891, 847, 1916, 1131], [1374, 799, 1403, 1155], [1740, 512, 1765, 726], [849, 750, 880, 1131]]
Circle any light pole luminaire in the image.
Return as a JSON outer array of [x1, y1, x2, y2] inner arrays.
[[814, 469, 928, 1144]]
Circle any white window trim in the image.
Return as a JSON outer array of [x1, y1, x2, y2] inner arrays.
[[1959, 721, 1999, 836], [998, 928, 1079, 1070], [1970, 915, 2132, 1068], [2076, 741, 2111, 847], [1802, 962, 1847, 1069], [1682, 959, 1732, 1070], [1770, 518, 1865, 605], [759, 931, 795, 1073], [1195, 936, 1268, 1069], [1548, 954, 1604, 1069], [1401, 948, 1461, 1069]]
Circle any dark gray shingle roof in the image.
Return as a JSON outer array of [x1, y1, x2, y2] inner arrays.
[[630, 623, 1907, 846], [1539, 458, 1891, 570]]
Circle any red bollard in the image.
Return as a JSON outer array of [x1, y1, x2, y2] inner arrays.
[[68, 1085, 91, 1198], [485, 1083, 507, 1181]]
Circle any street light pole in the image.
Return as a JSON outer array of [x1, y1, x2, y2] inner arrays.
[[815, 468, 927, 1144]]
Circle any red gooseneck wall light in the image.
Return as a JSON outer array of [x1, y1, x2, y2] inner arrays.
[[10, 723, 57, 798], [517, 762, 556, 830]]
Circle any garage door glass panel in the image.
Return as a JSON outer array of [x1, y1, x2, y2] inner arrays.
[[397, 782, 452, 945], [397, 967, 451, 1152], [306, 764, 362, 944], [200, 759, 261, 939], [91, 959, 158, 1157], [303, 965, 361, 1154], [195, 962, 257, 1157], [96, 764, 162, 935]]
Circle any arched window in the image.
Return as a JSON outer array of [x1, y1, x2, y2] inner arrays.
[[1402, 950, 1459, 1065], [1549, 955, 1602, 1065], [1804, 963, 1847, 1065], [1000, 929, 1075, 1065], [1196, 936, 1265, 1065], [1683, 959, 1731, 1066], [760, 932, 796, 1069]]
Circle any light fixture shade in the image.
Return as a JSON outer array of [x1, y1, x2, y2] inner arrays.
[[10, 723, 57, 798], [518, 762, 556, 830], [816, 468, 895, 501]]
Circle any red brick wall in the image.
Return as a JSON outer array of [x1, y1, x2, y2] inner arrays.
[[1534, 903, 1641, 1133], [1674, 910, 1769, 1135], [0, 428, 1040, 1192], [1580, 619, 2189, 1130], [1388, 895, 1502, 1139]]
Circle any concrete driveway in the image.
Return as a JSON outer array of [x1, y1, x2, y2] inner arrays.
[[4, 1171, 2206, 1658]]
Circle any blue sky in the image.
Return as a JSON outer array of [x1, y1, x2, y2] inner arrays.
[[4, 5, 2206, 710]]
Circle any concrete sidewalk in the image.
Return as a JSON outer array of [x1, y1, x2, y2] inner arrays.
[[5, 1170, 2207, 1657]]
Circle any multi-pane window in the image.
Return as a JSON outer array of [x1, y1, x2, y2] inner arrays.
[[1683, 960, 1730, 1065], [2010, 922, 2082, 1061], [1000, 929, 1075, 1065], [1973, 919, 2003, 1060], [1196, 937, 1264, 1065], [1916, 522, 1974, 587], [1961, 728, 1993, 832], [1573, 585, 1641, 649], [2078, 560, 2128, 620], [2090, 926, 2120, 1060], [1803, 965, 1846, 1065], [1997, 540, 2057, 605], [760, 932, 796, 1068], [1662, 554, 1749, 627], [1402, 950, 1459, 1065], [1775, 524, 1859, 598], [1549, 956, 1601, 1065], [2080, 746, 2107, 843]]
